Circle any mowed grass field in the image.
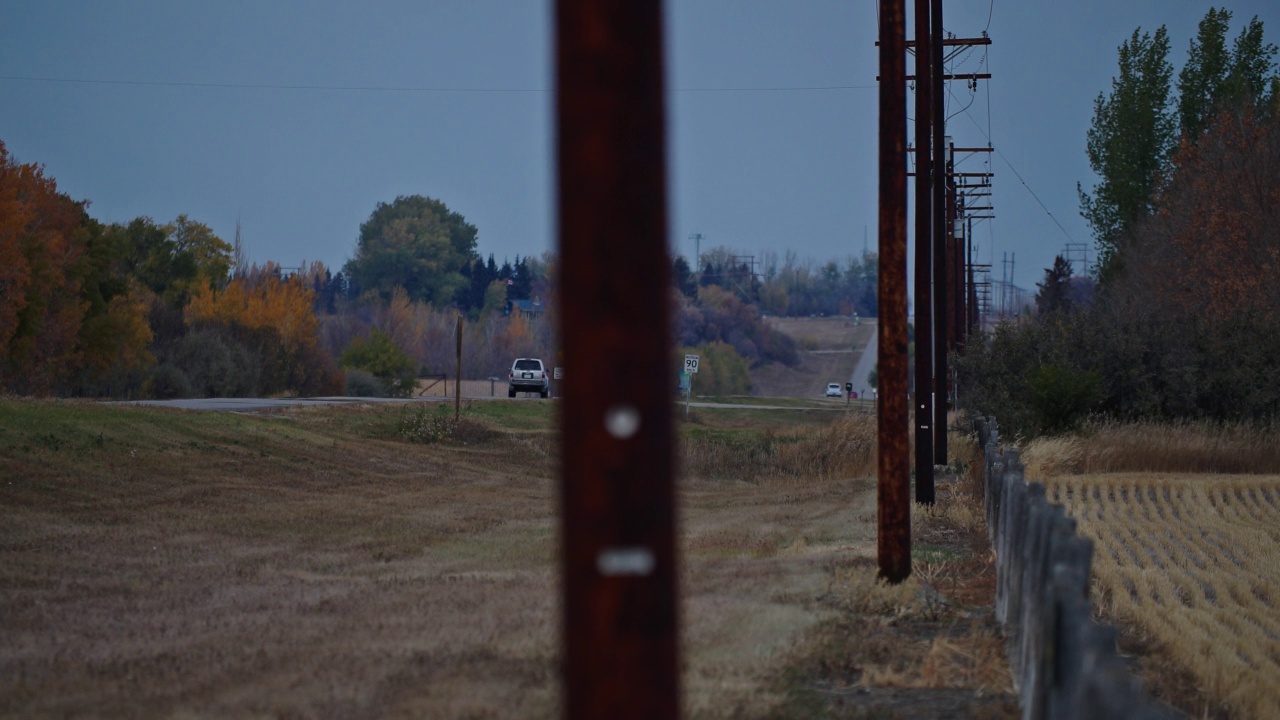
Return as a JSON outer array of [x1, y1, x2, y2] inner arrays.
[[1023, 423, 1280, 719], [2, 398, 1012, 719]]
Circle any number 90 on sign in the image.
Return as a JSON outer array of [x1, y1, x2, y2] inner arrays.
[[684, 355, 700, 374]]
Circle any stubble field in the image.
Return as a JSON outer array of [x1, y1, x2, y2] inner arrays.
[[1024, 424, 1280, 719]]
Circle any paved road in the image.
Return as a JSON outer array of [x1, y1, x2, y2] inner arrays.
[[126, 396, 421, 412], [129, 396, 855, 414], [849, 320, 877, 397]]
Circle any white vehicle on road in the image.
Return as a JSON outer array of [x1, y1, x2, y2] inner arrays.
[[509, 358, 550, 398], [825, 383, 843, 398]]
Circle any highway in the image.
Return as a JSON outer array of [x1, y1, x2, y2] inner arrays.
[[848, 320, 877, 397]]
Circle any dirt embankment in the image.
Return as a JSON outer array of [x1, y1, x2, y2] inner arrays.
[[750, 316, 875, 399]]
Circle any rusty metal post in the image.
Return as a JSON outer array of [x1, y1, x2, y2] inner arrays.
[[912, 0, 935, 505], [878, 0, 911, 584], [929, 0, 948, 468], [555, 1, 679, 717]]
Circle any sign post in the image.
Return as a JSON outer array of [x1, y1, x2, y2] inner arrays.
[[683, 354, 699, 417]]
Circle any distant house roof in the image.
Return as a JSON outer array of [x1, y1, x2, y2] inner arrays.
[[507, 299, 545, 317]]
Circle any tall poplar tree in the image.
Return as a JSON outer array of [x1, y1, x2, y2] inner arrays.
[[1079, 26, 1176, 282], [1179, 8, 1278, 142]]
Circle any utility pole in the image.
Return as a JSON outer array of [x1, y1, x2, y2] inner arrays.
[[556, 1, 678, 716], [952, 178, 964, 354], [929, 0, 948, 468], [689, 232, 703, 271], [912, 0, 935, 505], [877, 0, 911, 584], [967, 216, 978, 337]]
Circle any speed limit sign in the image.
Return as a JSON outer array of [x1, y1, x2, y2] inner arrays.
[[684, 354, 700, 374]]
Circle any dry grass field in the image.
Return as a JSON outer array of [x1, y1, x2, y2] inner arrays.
[[1, 399, 1011, 719], [1023, 423, 1280, 720]]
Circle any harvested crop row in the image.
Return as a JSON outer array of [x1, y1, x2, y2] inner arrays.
[[1044, 473, 1280, 720]]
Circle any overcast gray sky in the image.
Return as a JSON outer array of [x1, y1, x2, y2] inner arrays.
[[3, 1, 1278, 293]]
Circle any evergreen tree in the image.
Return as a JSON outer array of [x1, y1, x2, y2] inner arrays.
[[1035, 256, 1075, 317], [671, 256, 697, 297], [511, 256, 533, 299]]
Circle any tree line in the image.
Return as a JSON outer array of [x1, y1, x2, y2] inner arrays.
[[0, 150, 556, 399], [958, 7, 1280, 436], [674, 246, 878, 320], [3, 143, 878, 400], [1, 138, 338, 398]]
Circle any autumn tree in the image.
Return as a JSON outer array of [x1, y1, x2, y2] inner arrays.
[[111, 217, 201, 308], [1079, 26, 1176, 281], [0, 141, 90, 394], [186, 271, 339, 396], [165, 215, 233, 291], [344, 195, 478, 306]]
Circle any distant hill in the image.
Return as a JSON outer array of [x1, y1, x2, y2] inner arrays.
[[749, 316, 874, 398]]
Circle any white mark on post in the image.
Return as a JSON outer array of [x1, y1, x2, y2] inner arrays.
[[597, 547, 655, 577], [604, 404, 641, 439]]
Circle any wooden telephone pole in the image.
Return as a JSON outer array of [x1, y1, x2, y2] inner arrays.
[[877, 0, 911, 583]]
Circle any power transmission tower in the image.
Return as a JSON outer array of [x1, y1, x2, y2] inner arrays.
[[1063, 242, 1089, 277], [689, 232, 704, 270]]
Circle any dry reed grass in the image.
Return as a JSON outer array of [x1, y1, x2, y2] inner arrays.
[[813, 439, 1015, 702], [1022, 419, 1280, 480], [1044, 472, 1280, 719], [680, 412, 876, 483]]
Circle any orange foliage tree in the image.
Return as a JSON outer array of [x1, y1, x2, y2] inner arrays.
[[186, 272, 339, 395], [0, 140, 91, 394], [1130, 105, 1280, 322]]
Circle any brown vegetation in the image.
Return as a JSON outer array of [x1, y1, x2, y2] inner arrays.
[[1, 400, 1014, 719], [1023, 423, 1280, 719]]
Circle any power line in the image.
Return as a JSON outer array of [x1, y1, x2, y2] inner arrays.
[[949, 84, 1078, 245], [0, 74, 876, 94]]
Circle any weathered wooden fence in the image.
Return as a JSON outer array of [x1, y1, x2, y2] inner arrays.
[[972, 416, 1178, 720]]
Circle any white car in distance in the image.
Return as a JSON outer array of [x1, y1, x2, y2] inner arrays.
[[509, 358, 550, 398]]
